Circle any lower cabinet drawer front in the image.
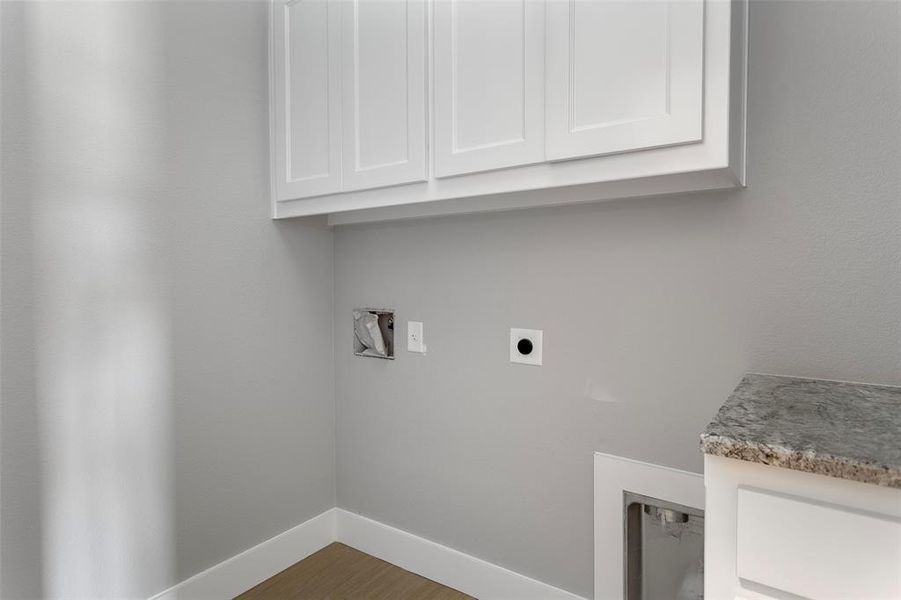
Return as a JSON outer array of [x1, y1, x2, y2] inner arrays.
[[736, 487, 901, 599]]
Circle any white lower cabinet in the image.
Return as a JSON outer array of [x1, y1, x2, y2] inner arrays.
[[705, 455, 901, 600], [270, 0, 748, 224]]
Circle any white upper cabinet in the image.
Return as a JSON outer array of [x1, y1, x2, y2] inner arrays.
[[341, 0, 427, 191], [546, 0, 705, 161], [271, 0, 342, 200], [270, 0, 427, 201], [270, 0, 748, 223], [433, 0, 545, 177]]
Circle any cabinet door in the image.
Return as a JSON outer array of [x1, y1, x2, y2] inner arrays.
[[271, 0, 342, 200], [341, 0, 427, 191], [546, 0, 704, 161], [433, 0, 545, 178], [737, 488, 901, 599]]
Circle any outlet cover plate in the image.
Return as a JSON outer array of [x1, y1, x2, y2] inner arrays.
[[407, 321, 426, 353], [510, 328, 542, 366]]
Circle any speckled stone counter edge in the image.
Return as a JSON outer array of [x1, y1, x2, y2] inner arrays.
[[701, 433, 901, 488]]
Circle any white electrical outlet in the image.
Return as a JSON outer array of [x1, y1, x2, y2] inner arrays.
[[510, 328, 542, 366], [407, 321, 426, 353]]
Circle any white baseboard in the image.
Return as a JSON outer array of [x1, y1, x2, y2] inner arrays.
[[148, 507, 585, 600], [149, 508, 337, 600], [335, 509, 585, 600]]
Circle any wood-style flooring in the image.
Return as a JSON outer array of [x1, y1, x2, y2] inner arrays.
[[235, 542, 475, 600]]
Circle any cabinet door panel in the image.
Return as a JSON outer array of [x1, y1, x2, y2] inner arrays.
[[341, 0, 427, 191], [272, 0, 341, 200], [546, 0, 704, 161], [737, 488, 901, 600], [434, 0, 545, 177]]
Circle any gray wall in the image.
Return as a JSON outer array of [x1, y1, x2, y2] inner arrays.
[[2, 1, 899, 599], [334, 1, 901, 597], [1, 2, 335, 598]]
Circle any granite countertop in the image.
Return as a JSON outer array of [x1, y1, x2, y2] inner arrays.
[[700, 374, 901, 488]]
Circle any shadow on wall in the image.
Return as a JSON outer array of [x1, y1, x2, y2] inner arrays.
[[3, 3, 175, 597], [2, 3, 176, 598], [4, 2, 336, 596]]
